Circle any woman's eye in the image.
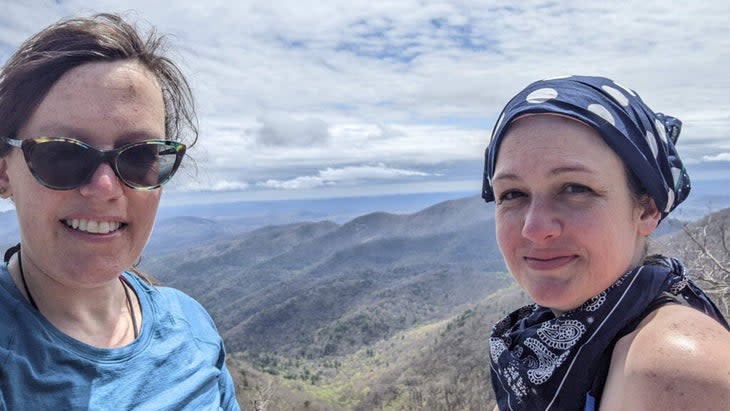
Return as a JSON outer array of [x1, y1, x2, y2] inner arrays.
[[497, 190, 525, 203], [563, 184, 592, 194]]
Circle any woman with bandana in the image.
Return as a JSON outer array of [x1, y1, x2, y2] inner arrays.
[[0, 14, 239, 409], [482, 76, 730, 410]]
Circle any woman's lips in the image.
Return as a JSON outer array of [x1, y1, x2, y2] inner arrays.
[[524, 255, 577, 270]]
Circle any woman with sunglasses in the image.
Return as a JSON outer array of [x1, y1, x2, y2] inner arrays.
[[0, 14, 240, 410], [482, 76, 730, 410]]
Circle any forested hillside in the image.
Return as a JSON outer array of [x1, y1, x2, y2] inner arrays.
[[143, 196, 508, 359]]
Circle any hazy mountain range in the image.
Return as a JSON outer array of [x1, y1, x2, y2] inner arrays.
[[142, 195, 510, 357]]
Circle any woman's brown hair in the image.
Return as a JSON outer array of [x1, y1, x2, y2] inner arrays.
[[0, 13, 197, 157]]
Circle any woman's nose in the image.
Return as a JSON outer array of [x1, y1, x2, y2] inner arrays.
[[521, 198, 562, 243], [78, 162, 124, 199]]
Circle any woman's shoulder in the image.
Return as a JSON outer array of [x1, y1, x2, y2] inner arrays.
[[151, 284, 212, 321], [629, 303, 730, 365], [124, 272, 217, 330], [602, 304, 730, 410]]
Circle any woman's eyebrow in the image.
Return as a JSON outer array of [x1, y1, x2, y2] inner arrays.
[[548, 165, 595, 176], [491, 172, 520, 183]]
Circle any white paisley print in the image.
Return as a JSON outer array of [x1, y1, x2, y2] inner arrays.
[[490, 337, 507, 363], [536, 320, 587, 350], [524, 337, 571, 385], [505, 363, 528, 399], [584, 291, 606, 312]]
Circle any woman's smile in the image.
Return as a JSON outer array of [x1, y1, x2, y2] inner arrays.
[[524, 254, 579, 271], [62, 218, 125, 235]]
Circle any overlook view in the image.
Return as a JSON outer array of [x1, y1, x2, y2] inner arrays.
[[1, 2, 729, 410]]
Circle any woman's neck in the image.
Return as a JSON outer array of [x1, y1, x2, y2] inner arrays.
[[7, 254, 140, 348]]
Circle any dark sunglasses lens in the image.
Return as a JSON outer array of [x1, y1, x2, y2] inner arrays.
[[28, 141, 97, 189], [116, 143, 181, 188]]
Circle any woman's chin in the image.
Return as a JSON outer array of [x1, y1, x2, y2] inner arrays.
[[525, 286, 583, 313]]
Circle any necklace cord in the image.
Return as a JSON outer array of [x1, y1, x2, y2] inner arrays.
[[3, 243, 20, 263], [121, 277, 139, 339], [17, 247, 39, 310]]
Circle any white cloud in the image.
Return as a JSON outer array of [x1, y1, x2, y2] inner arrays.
[[177, 180, 250, 192], [703, 153, 730, 162], [258, 164, 430, 190], [258, 176, 332, 190]]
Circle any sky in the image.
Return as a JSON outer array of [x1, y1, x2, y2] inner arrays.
[[0, 0, 728, 210]]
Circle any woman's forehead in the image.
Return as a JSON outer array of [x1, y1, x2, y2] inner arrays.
[[496, 115, 622, 172]]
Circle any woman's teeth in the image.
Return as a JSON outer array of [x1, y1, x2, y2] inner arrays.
[[64, 219, 122, 234]]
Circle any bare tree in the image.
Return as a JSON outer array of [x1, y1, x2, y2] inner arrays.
[[252, 379, 276, 411], [676, 211, 730, 318]]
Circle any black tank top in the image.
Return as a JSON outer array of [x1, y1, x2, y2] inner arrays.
[[588, 292, 687, 408]]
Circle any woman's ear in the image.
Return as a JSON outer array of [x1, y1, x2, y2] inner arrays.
[[0, 156, 12, 199], [637, 196, 661, 237]]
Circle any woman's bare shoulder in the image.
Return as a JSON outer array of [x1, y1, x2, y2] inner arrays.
[[603, 304, 730, 410]]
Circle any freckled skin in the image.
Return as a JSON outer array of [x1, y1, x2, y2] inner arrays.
[[600, 304, 730, 410]]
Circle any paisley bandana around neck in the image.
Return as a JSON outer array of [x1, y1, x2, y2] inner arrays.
[[489, 256, 729, 411]]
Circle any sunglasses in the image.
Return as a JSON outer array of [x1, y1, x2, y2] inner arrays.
[[3, 137, 186, 191]]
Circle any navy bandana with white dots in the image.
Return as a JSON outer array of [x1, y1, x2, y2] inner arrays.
[[482, 75, 690, 217]]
